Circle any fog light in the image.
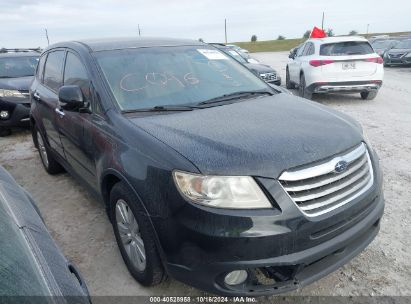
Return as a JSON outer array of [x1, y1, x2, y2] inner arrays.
[[224, 270, 248, 286], [0, 110, 9, 119]]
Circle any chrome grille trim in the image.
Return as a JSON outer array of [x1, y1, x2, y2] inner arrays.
[[279, 143, 374, 217]]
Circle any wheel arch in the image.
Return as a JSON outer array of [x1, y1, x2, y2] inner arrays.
[[100, 168, 169, 270]]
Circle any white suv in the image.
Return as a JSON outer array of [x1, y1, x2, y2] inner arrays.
[[286, 36, 384, 100]]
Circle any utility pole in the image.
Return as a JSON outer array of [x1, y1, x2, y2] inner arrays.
[[321, 12, 325, 30], [138, 24, 141, 37], [366, 24, 370, 36], [44, 28, 50, 46], [224, 18, 227, 44]]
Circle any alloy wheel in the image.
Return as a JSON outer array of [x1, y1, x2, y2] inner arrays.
[[115, 199, 146, 271]]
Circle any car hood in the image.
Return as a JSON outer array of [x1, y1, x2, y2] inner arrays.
[[244, 63, 275, 74], [0, 76, 33, 90], [388, 48, 411, 55], [130, 95, 363, 178]]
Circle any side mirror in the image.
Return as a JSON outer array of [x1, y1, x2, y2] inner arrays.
[[289, 50, 296, 59], [58, 85, 85, 111]]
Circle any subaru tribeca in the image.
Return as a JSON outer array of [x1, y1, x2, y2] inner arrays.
[[30, 38, 384, 296]]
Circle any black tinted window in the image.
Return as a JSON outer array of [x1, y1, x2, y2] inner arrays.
[[320, 41, 374, 56], [64, 52, 91, 101], [44, 51, 65, 91], [36, 54, 47, 81]]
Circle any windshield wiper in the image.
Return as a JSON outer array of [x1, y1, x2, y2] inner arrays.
[[123, 105, 198, 113], [198, 90, 273, 106]]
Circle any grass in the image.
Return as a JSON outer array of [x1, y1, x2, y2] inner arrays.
[[234, 31, 411, 53]]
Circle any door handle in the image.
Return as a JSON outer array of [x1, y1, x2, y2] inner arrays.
[[33, 92, 41, 101], [55, 108, 65, 117]]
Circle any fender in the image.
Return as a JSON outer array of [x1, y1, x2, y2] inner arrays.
[[100, 168, 170, 271]]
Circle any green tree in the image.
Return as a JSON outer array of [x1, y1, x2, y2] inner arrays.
[[198, 38, 204, 42], [349, 30, 358, 36], [277, 35, 286, 40], [326, 28, 334, 37], [303, 30, 311, 38], [251, 35, 257, 42]]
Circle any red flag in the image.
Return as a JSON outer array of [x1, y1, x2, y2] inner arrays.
[[310, 27, 327, 38]]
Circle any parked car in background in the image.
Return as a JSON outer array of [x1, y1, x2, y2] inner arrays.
[[383, 39, 411, 67], [212, 43, 281, 85], [0, 166, 90, 301], [287, 36, 384, 100], [371, 39, 399, 57], [0, 49, 39, 136], [226, 44, 249, 53], [31, 37, 383, 296]]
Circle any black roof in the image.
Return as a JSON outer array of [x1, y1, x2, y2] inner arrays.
[[68, 37, 204, 52]]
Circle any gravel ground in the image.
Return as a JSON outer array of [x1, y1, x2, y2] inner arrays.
[[0, 51, 410, 300]]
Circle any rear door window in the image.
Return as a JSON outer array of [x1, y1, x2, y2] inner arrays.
[[320, 41, 374, 56], [43, 50, 65, 92]]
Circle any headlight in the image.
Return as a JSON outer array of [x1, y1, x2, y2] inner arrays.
[[0, 89, 26, 98], [173, 171, 272, 209], [362, 130, 374, 151]]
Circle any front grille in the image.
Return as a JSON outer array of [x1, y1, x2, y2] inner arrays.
[[389, 53, 404, 58], [279, 143, 373, 217], [260, 72, 277, 82]]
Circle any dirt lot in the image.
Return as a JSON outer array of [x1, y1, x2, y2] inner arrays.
[[0, 52, 410, 299]]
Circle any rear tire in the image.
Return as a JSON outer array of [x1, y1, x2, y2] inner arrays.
[[285, 68, 295, 89], [34, 126, 64, 174], [360, 91, 378, 100], [299, 74, 312, 100], [110, 182, 165, 286]]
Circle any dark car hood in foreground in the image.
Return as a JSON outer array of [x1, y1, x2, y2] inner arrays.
[[0, 76, 33, 90], [131, 94, 363, 178]]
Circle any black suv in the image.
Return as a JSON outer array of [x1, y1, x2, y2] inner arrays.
[[0, 49, 39, 136], [30, 38, 384, 296]]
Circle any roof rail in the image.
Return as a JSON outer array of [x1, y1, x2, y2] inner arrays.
[[0, 48, 42, 54]]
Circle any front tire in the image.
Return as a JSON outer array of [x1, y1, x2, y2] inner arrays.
[[285, 68, 295, 89], [110, 182, 165, 286], [299, 74, 312, 99], [35, 127, 64, 174], [0, 128, 12, 137], [360, 91, 378, 100]]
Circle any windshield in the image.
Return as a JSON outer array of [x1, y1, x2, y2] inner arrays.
[[371, 40, 392, 49], [320, 41, 374, 56], [0, 56, 38, 78], [95, 46, 268, 111], [393, 39, 411, 49], [221, 49, 247, 63]]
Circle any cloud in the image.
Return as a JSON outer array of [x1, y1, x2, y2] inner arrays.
[[1, 0, 410, 48]]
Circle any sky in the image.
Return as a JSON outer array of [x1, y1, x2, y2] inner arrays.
[[1, 0, 410, 48]]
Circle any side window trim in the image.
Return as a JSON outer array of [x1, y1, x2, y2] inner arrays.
[[36, 53, 48, 83]]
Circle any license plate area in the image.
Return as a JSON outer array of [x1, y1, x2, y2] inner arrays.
[[342, 62, 356, 70]]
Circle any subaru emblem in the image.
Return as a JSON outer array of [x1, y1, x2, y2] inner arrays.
[[335, 160, 348, 173]]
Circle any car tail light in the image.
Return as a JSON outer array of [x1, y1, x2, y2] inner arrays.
[[309, 59, 334, 67], [365, 57, 383, 64]]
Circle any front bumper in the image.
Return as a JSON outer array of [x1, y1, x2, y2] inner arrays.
[[0, 99, 31, 128], [157, 150, 384, 296], [307, 81, 382, 94]]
